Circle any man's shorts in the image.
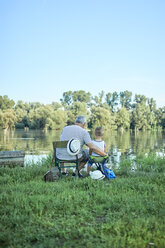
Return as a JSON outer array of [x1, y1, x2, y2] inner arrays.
[[78, 149, 89, 163]]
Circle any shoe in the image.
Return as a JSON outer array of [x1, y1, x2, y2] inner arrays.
[[72, 172, 84, 178], [62, 172, 68, 176]]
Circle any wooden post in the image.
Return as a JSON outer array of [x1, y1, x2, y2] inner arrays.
[[0, 151, 25, 167]]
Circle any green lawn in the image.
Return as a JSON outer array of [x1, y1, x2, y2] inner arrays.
[[0, 155, 165, 248]]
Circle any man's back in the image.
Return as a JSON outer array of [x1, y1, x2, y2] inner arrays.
[[56, 125, 91, 160]]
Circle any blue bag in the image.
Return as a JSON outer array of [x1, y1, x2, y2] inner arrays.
[[102, 165, 116, 179]]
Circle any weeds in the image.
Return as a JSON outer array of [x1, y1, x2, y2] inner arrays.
[[0, 154, 165, 247]]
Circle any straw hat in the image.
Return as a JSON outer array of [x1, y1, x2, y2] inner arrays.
[[67, 138, 81, 156]]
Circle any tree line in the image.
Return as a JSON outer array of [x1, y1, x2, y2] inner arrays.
[[0, 90, 165, 131]]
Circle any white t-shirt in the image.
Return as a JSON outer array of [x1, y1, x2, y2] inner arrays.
[[91, 140, 105, 156], [56, 125, 91, 160]]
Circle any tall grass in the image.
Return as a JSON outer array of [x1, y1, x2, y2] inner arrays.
[[0, 154, 165, 248]]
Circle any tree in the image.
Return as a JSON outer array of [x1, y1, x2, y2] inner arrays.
[[60, 91, 73, 108], [66, 110, 76, 125], [0, 95, 15, 110], [93, 91, 105, 107], [147, 98, 156, 112], [28, 106, 53, 129], [15, 108, 28, 128], [50, 102, 63, 111], [155, 107, 165, 129], [89, 106, 115, 130], [105, 91, 119, 111], [134, 94, 147, 105], [131, 103, 149, 130], [49, 109, 67, 130], [161, 107, 165, 129], [15, 100, 29, 110], [116, 107, 130, 130], [0, 93, 163, 131], [72, 90, 91, 105], [0, 109, 16, 130], [146, 106, 157, 129], [29, 102, 43, 110], [119, 91, 132, 110], [69, 102, 89, 119]]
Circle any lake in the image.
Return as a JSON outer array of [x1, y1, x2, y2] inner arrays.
[[0, 129, 165, 165]]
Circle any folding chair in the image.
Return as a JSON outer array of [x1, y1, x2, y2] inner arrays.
[[53, 141, 79, 178], [89, 155, 109, 173], [89, 155, 116, 179]]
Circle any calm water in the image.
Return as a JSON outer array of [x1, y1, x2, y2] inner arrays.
[[0, 129, 165, 165]]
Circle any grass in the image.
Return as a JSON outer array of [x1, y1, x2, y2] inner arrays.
[[0, 154, 165, 248]]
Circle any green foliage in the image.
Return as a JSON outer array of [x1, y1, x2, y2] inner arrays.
[[0, 95, 15, 110], [60, 91, 73, 107], [26, 106, 67, 130], [50, 102, 63, 111], [135, 153, 165, 173], [120, 90, 132, 110], [89, 106, 116, 130], [49, 109, 68, 130], [117, 158, 134, 175], [134, 94, 147, 105], [72, 90, 91, 105], [92, 91, 105, 107], [15, 108, 26, 122], [155, 107, 165, 129], [148, 98, 156, 112], [0, 155, 164, 247], [131, 103, 149, 130], [0, 109, 16, 130], [69, 102, 89, 120], [146, 106, 157, 129], [0, 92, 165, 131], [116, 107, 130, 130], [105, 91, 119, 111], [60, 90, 92, 108], [15, 122, 25, 129], [66, 110, 76, 125]]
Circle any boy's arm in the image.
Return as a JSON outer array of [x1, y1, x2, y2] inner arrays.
[[89, 149, 92, 155]]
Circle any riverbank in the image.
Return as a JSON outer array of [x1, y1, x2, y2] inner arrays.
[[0, 155, 165, 248]]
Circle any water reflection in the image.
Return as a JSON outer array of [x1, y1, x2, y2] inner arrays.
[[0, 129, 165, 164], [0, 129, 61, 154]]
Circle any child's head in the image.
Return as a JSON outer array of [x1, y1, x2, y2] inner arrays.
[[95, 127, 104, 137]]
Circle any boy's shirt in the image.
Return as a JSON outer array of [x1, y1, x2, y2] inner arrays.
[[91, 140, 105, 156]]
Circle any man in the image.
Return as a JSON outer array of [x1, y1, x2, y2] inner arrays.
[[56, 115, 107, 177]]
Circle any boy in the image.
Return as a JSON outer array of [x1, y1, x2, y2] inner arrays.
[[87, 126, 107, 174]]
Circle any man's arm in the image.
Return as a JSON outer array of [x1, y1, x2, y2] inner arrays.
[[89, 148, 92, 155], [87, 142, 107, 157]]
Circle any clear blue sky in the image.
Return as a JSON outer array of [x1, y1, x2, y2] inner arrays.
[[0, 0, 165, 107]]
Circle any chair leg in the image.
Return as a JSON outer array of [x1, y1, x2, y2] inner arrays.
[[98, 163, 104, 174], [57, 162, 62, 178], [96, 163, 103, 173], [61, 163, 66, 173], [56, 161, 80, 179]]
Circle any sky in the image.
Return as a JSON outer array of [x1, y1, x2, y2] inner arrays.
[[0, 0, 165, 107]]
